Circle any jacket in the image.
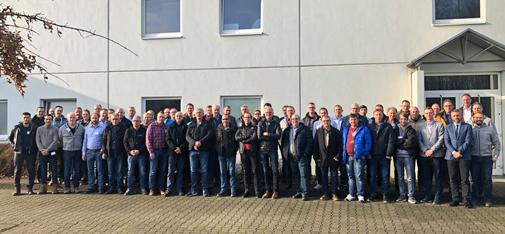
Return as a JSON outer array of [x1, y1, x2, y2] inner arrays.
[[35, 125, 59, 152], [102, 124, 127, 156], [123, 126, 147, 157], [342, 125, 372, 162], [58, 124, 85, 151], [215, 124, 239, 157], [368, 122, 395, 157], [313, 126, 341, 168], [471, 124, 501, 157], [417, 121, 445, 158], [257, 119, 282, 153], [8, 123, 38, 154], [302, 113, 320, 131], [186, 120, 213, 152], [235, 123, 258, 154], [280, 125, 313, 161], [394, 124, 419, 157], [444, 123, 472, 160], [166, 122, 188, 155]]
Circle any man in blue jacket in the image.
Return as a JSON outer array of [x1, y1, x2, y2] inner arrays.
[[444, 110, 473, 208], [342, 114, 372, 203]]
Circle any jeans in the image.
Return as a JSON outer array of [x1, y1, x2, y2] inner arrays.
[[149, 148, 168, 191], [56, 148, 64, 181], [127, 154, 146, 191], [13, 152, 36, 189], [166, 153, 185, 193], [368, 156, 391, 196], [63, 150, 81, 188], [38, 151, 57, 184], [219, 155, 237, 193], [189, 151, 209, 192], [107, 149, 126, 191], [260, 151, 279, 193], [86, 150, 105, 191], [471, 156, 493, 202], [419, 156, 445, 200], [209, 149, 220, 187], [395, 157, 415, 198], [313, 155, 323, 185], [288, 155, 310, 197], [346, 157, 366, 197], [447, 159, 471, 203], [241, 150, 259, 194], [321, 165, 338, 196]]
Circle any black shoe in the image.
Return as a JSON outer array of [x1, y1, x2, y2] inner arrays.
[[124, 189, 134, 196], [186, 191, 198, 197], [203, 190, 210, 197], [98, 189, 105, 194], [243, 190, 250, 198], [302, 196, 310, 201], [382, 194, 389, 203], [367, 195, 378, 202], [178, 192, 185, 196], [217, 191, 226, 197], [292, 193, 302, 199], [256, 193, 261, 198], [231, 192, 238, 197], [465, 202, 474, 209], [164, 190, 171, 197], [85, 189, 95, 194], [117, 189, 125, 194], [141, 190, 148, 195], [105, 189, 115, 194], [449, 201, 459, 207]]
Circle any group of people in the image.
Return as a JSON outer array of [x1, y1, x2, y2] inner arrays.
[[9, 93, 501, 208]]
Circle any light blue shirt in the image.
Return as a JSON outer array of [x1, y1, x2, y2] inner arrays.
[[82, 122, 106, 155], [330, 115, 343, 131], [52, 116, 67, 129]]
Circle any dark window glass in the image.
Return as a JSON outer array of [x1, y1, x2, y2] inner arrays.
[[426, 97, 456, 110], [425, 75, 492, 90], [471, 96, 493, 118], [222, 0, 261, 31], [435, 0, 480, 20], [145, 99, 181, 114]]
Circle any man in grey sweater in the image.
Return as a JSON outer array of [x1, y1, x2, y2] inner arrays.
[[36, 114, 60, 194], [470, 113, 501, 207], [59, 113, 85, 194]]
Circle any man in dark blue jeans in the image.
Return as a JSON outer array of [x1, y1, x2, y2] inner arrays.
[[165, 112, 188, 196], [124, 115, 148, 195], [9, 112, 38, 196], [470, 113, 501, 207], [215, 115, 239, 197], [35, 114, 59, 194], [82, 113, 106, 194], [146, 112, 168, 196], [281, 114, 313, 201], [258, 106, 282, 199], [367, 110, 395, 202], [59, 113, 85, 194], [186, 108, 213, 197], [103, 114, 128, 194]]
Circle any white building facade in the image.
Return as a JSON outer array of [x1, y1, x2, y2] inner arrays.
[[1, 0, 504, 174]]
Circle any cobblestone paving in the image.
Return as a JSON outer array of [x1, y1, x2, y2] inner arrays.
[[0, 178, 505, 233]]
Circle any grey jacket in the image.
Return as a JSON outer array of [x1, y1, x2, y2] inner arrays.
[[58, 124, 85, 151], [417, 121, 445, 158], [36, 125, 59, 152], [471, 124, 501, 157]]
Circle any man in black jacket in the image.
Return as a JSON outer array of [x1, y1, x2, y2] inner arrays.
[[165, 112, 188, 196], [314, 116, 342, 201], [186, 108, 213, 197], [258, 106, 282, 199], [124, 116, 148, 195], [235, 112, 260, 198], [215, 115, 239, 197], [9, 112, 38, 196], [281, 114, 313, 201], [368, 110, 395, 202], [102, 114, 128, 194]]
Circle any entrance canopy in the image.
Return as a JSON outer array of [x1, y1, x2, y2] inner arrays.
[[407, 29, 505, 69]]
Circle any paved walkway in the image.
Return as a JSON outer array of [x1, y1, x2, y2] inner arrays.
[[0, 178, 505, 233]]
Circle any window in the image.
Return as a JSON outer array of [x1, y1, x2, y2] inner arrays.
[[433, 0, 486, 25], [425, 74, 498, 90], [0, 100, 7, 136], [221, 0, 262, 35], [143, 98, 181, 114], [142, 0, 181, 39], [222, 96, 261, 118], [41, 99, 77, 114]]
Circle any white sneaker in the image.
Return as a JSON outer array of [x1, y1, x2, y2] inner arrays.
[[313, 184, 323, 190], [358, 196, 365, 203], [344, 194, 356, 201]]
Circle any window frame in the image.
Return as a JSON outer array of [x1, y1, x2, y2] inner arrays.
[[0, 99, 8, 141], [432, 0, 486, 26], [141, 0, 183, 40], [142, 97, 182, 113], [220, 0, 264, 36]]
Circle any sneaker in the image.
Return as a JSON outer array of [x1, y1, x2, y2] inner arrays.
[[344, 194, 356, 201], [203, 190, 210, 197], [186, 191, 198, 197], [485, 202, 492, 207], [313, 184, 323, 190], [358, 196, 366, 203], [396, 197, 407, 202], [408, 197, 417, 204], [124, 189, 134, 196], [292, 193, 302, 199], [383, 194, 389, 203], [217, 191, 226, 197]]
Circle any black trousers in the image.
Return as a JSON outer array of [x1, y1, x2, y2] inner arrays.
[[14, 152, 36, 189], [241, 150, 259, 194], [447, 159, 472, 203]]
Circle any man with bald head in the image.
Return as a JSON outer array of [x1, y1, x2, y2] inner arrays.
[[59, 112, 85, 193], [124, 115, 148, 195]]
